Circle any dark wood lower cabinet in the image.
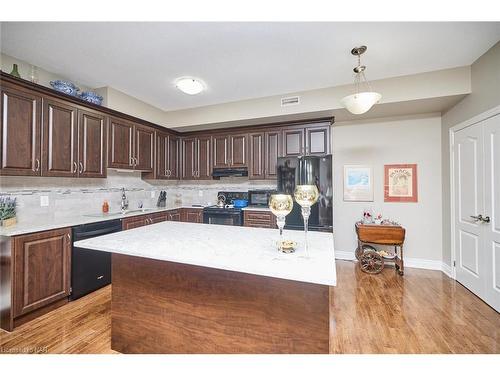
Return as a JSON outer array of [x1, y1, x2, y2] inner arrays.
[[12, 228, 71, 324], [181, 208, 203, 223], [243, 210, 276, 229], [121, 216, 147, 230], [166, 210, 182, 221]]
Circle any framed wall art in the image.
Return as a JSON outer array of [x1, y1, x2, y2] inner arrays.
[[384, 164, 418, 202], [343, 165, 373, 202]]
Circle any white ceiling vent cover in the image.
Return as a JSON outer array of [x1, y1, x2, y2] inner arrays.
[[281, 96, 300, 107]]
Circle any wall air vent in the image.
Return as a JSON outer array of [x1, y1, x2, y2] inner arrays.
[[281, 96, 300, 107]]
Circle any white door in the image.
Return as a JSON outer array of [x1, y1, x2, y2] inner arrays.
[[482, 115, 500, 312], [454, 113, 500, 312], [454, 123, 485, 299]]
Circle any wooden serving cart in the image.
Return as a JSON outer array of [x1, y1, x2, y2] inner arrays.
[[355, 222, 406, 275]]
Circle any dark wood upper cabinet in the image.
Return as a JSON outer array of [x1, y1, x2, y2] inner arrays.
[[265, 129, 282, 179], [156, 132, 169, 179], [108, 118, 154, 171], [212, 133, 247, 169], [283, 124, 330, 157], [249, 130, 281, 180], [42, 98, 78, 177], [305, 125, 330, 156], [0, 85, 42, 176], [167, 136, 180, 179], [181, 136, 211, 180], [213, 134, 229, 168], [248, 132, 265, 179], [13, 228, 71, 318], [78, 109, 107, 178], [134, 125, 154, 172], [154, 132, 179, 180], [283, 128, 304, 157], [197, 136, 212, 180], [181, 137, 196, 179], [108, 117, 134, 170], [229, 134, 247, 167]]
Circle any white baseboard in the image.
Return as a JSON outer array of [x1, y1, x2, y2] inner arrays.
[[335, 250, 453, 278]]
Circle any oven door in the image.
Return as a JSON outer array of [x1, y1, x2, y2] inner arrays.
[[203, 210, 243, 226]]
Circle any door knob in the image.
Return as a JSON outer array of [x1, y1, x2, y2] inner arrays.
[[482, 216, 490, 223], [470, 214, 483, 222]]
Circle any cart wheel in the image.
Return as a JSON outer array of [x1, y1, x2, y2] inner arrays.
[[355, 244, 376, 260], [359, 250, 384, 274]]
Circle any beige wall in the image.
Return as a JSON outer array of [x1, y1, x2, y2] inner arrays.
[[164, 67, 470, 129], [0, 53, 91, 91], [333, 114, 443, 262], [441, 41, 500, 266]]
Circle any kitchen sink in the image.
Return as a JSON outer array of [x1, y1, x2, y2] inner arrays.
[[84, 208, 156, 218]]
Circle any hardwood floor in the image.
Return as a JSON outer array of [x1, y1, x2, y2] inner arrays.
[[1, 260, 499, 354]]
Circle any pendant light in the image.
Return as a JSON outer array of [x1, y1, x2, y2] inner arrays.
[[340, 46, 382, 115]]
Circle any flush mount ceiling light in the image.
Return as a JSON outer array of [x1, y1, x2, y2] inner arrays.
[[340, 46, 382, 115], [175, 77, 205, 95]]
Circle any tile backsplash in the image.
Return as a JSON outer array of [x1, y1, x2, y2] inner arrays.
[[0, 170, 274, 224]]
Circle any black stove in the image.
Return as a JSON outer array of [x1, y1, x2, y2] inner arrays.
[[203, 192, 248, 226]]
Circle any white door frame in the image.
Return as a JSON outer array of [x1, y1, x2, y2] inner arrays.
[[449, 104, 500, 280]]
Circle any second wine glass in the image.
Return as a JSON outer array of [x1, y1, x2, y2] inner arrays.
[[294, 184, 319, 257], [268, 194, 294, 252]]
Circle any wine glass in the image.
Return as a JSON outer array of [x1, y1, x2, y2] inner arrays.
[[268, 194, 294, 252], [294, 185, 320, 257]]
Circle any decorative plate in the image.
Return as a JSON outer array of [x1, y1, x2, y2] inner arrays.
[[50, 80, 80, 96], [79, 91, 103, 105]]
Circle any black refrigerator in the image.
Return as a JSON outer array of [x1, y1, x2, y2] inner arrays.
[[276, 155, 333, 232]]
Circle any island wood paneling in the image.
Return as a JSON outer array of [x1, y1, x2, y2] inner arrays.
[[111, 253, 330, 354]]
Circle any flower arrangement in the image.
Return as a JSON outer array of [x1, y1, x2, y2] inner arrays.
[[0, 197, 16, 226]]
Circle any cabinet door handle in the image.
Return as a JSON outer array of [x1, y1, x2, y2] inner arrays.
[[79, 162, 84, 174], [97, 275, 104, 280], [130, 157, 134, 166], [34, 158, 40, 172], [73, 161, 78, 173], [66, 233, 71, 241]]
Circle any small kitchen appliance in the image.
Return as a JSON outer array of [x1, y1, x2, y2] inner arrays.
[[203, 192, 248, 226], [248, 189, 276, 207]]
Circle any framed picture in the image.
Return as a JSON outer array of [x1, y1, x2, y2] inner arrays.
[[384, 164, 418, 202], [343, 165, 373, 202]]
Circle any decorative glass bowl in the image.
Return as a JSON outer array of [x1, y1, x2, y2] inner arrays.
[[79, 91, 103, 105], [50, 80, 80, 96]]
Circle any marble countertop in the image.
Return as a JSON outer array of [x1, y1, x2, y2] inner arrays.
[[0, 205, 204, 237], [74, 222, 336, 286], [241, 206, 271, 212]]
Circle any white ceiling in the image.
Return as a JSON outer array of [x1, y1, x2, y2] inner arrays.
[[1, 22, 499, 111]]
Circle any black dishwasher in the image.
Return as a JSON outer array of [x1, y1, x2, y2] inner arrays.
[[71, 219, 122, 300]]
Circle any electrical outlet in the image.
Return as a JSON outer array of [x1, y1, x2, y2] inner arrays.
[[151, 191, 155, 198], [198, 190, 203, 197], [40, 195, 49, 207]]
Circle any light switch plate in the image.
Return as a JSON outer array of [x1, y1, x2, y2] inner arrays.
[[40, 195, 49, 207], [198, 190, 203, 197], [151, 191, 155, 198]]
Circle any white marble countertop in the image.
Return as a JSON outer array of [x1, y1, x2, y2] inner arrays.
[[0, 205, 204, 237], [241, 206, 271, 212], [74, 222, 336, 286]]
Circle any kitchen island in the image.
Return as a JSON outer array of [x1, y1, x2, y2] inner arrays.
[[74, 222, 336, 353]]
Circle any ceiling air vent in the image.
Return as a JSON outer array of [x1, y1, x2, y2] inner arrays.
[[281, 96, 300, 107]]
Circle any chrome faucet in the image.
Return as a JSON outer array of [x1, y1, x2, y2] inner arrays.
[[120, 188, 129, 213]]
